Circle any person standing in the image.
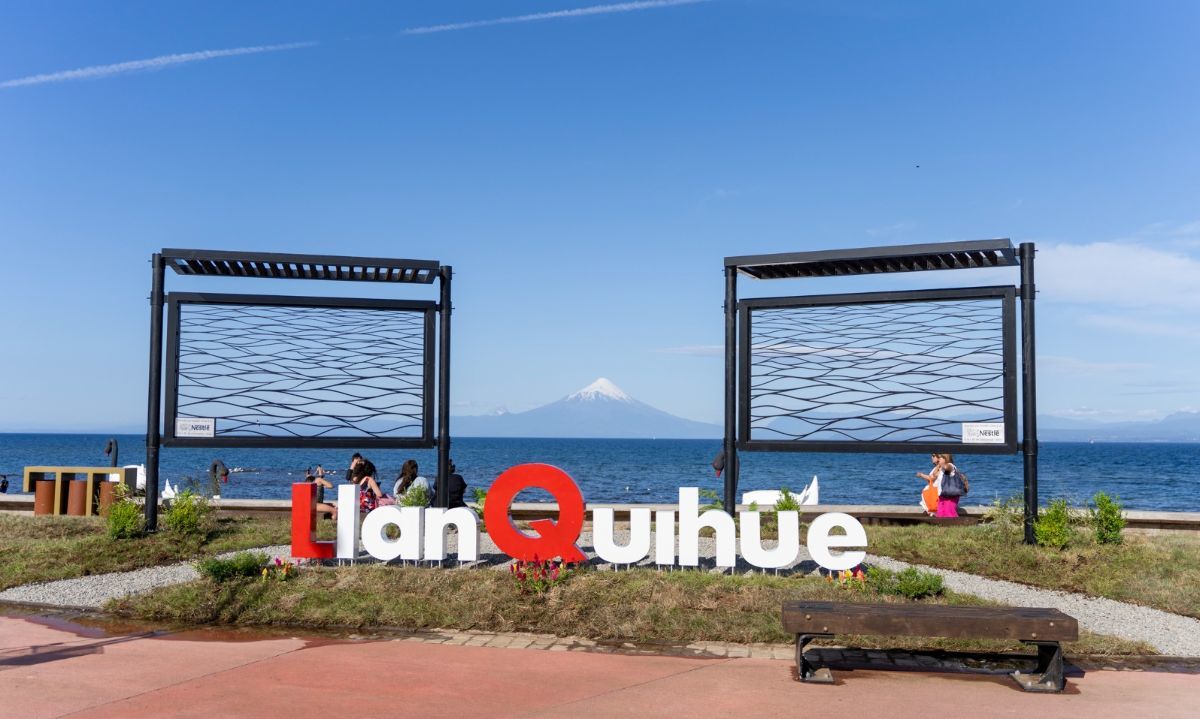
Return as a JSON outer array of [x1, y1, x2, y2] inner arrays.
[[934, 453, 968, 518]]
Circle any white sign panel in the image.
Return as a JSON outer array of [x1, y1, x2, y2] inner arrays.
[[175, 417, 216, 438], [962, 422, 1005, 444]]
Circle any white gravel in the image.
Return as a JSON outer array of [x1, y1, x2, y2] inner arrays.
[[869, 553, 1200, 657], [0, 545, 297, 609]]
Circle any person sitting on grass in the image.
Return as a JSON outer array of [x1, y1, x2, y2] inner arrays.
[[357, 459, 387, 512]]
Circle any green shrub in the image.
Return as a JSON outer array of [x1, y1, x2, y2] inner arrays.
[[400, 484, 429, 507], [775, 487, 802, 512], [162, 490, 213, 536], [1089, 491, 1126, 544], [983, 495, 1024, 531], [1034, 499, 1075, 549], [106, 498, 145, 539], [197, 552, 268, 582], [866, 566, 944, 599], [472, 488, 488, 532]]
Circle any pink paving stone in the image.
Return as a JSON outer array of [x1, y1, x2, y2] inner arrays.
[[3, 615, 1198, 719]]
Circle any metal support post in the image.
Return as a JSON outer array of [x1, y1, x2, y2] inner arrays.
[[1019, 242, 1038, 544], [723, 266, 739, 514], [145, 253, 165, 530], [436, 266, 453, 509]]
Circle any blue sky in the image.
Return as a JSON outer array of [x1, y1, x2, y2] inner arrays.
[[1, 0, 1199, 431]]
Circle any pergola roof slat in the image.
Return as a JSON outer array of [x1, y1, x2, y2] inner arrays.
[[162, 249, 440, 284], [726, 239, 1018, 280]]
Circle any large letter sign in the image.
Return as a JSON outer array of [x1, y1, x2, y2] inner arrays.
[[291, 463, 868, 571], [484, 463, 587, 562]]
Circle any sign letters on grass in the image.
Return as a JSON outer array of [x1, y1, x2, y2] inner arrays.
[[292, 463, 868, 572]]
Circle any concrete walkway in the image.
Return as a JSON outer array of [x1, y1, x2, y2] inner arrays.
[[2, 615, 1197, 719]]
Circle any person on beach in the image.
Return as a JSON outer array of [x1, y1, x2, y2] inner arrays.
[[915, 454, 940, 515], [393, 459, 432, 505], [933, 453, 968, 518]]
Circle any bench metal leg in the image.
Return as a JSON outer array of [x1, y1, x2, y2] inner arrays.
[[795, 634, 835, 684], [1010, 641, 1065, 692]]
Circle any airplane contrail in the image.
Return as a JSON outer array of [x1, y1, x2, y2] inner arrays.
[[1, 0, 712, 90], [402, 0, 711, 35], [1, 41, 317, 89]]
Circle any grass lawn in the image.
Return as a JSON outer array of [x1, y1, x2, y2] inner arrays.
[[866, 523, 1200, 619], [107, 564, 1152, 656], [0, 514, 316, 590]]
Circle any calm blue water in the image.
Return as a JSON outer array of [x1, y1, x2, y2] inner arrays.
[[1, 434, 1195, 511]]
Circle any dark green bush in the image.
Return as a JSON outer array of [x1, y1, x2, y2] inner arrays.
[[1034, 499, 1075, 549], [197, 551, 268, 582], [865, 566, 944, 599], [162, 490, 213, 536], [106, 499, 145, 539], [1089, 491, 1126, 544]]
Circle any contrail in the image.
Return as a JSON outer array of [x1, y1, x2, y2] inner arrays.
[[1, 41, 317, 89], [402, 0, 711, 35]]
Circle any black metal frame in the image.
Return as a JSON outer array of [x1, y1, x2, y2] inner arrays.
[[737, 286, 1018, 455], [723, 240, 1039, 543], [145, 250, 455, 530], [162, 292, 437, 449]]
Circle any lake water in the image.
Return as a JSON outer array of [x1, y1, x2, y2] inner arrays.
[[0, 434, 1192, 511]]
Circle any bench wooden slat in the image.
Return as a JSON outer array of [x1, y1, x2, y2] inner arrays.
[[782, 601, 1078, 642]]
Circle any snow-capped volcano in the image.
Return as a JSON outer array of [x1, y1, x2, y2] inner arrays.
[[452, 377, 720, 438], [564, 377, 633, 403]]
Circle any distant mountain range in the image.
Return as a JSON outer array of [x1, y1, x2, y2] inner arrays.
[[452, 378, 721, 439], [14, 380, 1200, 442], [1036, 411, 1200, 443], [451, 379, 1200, 442]]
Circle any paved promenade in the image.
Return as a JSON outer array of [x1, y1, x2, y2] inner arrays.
[[2, 614, 1196, 719]]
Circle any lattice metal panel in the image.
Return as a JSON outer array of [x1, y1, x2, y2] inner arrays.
[[166, 296, 433, 444], [741, 289, 1016, 451]]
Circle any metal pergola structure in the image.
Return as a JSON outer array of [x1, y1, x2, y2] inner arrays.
[[722, 239, 1041, 543], [145, 249, 453, 529]]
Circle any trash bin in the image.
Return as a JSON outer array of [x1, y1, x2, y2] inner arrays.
[[67, 479, 89, 516], [97, 481, 116, 517], [34, 479, 59, 515]]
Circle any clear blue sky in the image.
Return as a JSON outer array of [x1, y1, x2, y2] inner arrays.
[[2, 0, 1199, 431]]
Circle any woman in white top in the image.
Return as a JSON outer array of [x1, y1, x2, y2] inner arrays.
[[392, 459, 432, 505]]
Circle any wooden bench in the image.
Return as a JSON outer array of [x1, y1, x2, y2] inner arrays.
[[782, 600, 1079, 692]]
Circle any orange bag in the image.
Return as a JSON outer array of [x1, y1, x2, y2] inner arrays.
[[921, 477, 938, 514]]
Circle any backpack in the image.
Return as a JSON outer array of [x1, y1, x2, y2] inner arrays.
[[940, 468, 967, 497]]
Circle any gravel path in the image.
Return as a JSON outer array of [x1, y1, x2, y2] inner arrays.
[[4, 533, 1198, 657], [869, 554, 1200, 657], [0, 545, 296, 609]]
